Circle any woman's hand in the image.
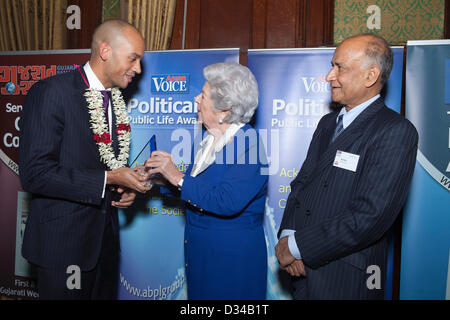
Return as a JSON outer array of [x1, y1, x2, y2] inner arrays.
[[144, 150, 185, 186]]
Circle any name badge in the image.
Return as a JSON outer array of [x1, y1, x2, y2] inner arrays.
[[333, 150, 360, 172]]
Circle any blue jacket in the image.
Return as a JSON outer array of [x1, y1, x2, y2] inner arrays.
[[163, 124, 268, 299]]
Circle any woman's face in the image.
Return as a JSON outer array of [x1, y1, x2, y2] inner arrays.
[[194, 82, 225, 132]]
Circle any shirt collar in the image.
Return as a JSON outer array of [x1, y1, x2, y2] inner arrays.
[[191, 123, 246, 177], [338, 94, 380, 129], [198, 123, 246, 151], [213, 123, 245, 153], [83, 62, 107, 91]]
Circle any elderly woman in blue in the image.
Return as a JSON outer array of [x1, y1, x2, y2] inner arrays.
[[145, 62, 268, 300]]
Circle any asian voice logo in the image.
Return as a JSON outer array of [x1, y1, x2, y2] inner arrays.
[[301, 75, 330, 94], [151, 74, 189, 94]]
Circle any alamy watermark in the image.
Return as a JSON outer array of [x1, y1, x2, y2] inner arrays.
[[168, 126, 280, 176], [66, 5, 81, 30], [366, 265, 381, 290], [66, 265, 81, 290]]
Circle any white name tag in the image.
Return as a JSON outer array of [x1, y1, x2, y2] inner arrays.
[[333, 150, 360, 172]]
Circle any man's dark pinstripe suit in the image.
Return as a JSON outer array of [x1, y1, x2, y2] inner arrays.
[[279, 97, 418, 299], [19, 68, 120, 298]]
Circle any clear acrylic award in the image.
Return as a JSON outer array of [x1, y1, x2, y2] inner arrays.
[[130, 135, 156, 187]]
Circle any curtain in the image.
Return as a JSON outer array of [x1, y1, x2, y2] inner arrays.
[[120, 0, 177, 50], [0, 0, 67, 51]]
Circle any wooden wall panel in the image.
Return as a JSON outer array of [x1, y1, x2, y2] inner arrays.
[[265, 0, 297, 48], [171, 0, 334, 51], [252, 0, 267, 48], [169, 0, 185, 49], [200, 0, 253, 49], [185, 0, 201, 49], [66, 0, 103, 49], [62, 0, 448, 51], [303, 0, 334, 47]]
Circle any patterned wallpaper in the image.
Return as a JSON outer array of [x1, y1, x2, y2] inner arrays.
[[334, 0, 445, 45], [102, 0, 121, 21]]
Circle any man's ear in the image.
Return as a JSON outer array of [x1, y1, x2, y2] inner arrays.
[[364, 64, 381, 88], [98, 42, 110, 62]]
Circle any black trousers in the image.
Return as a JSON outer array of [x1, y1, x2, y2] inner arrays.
[[36, 222, 119, 300]]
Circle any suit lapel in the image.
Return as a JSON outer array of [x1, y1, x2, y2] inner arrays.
[[74, 66, 90, 117], [314, 98, 385, 174], [74, 67, 114, 168], [73, 67, 93, 134]]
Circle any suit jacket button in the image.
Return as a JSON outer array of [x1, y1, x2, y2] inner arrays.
[[306, 209, 311, 216]]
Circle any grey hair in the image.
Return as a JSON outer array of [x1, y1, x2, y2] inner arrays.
[[357, 34, 393, 87], [203, 62, 259, 124]]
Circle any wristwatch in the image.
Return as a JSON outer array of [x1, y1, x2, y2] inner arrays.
[[177, 177, 184, 191]]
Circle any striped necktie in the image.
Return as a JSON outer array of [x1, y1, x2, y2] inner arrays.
[[331, 114, 344, 143]]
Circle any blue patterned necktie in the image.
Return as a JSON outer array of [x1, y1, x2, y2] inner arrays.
[[331, 114, 344, 143], [101, 90, 111, 127]]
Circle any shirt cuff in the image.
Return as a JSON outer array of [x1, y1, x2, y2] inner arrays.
[[280, 229, 295, 238], [288, 234, 302, 260], [177, 177, 184, 191], [102, 171, 107, 198], [280, 229, 301, 260]]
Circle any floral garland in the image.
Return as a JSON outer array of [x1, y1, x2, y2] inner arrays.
[[84, 88, 131, 170]]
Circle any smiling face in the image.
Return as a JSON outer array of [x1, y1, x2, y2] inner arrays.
[[103, 27, 145, 89], [325, 36, 380, 111]]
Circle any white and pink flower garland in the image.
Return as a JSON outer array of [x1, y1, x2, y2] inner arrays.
[[84, 88, 131, 170]]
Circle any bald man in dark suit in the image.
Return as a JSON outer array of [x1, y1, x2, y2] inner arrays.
[[19, 20, 149, 299], [276, 34, 418, 299]]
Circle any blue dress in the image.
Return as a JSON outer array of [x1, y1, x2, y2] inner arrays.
[[164, 124, 268, 299]]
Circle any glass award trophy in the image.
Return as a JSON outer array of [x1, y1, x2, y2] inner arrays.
[[130, 135, 156, 187]]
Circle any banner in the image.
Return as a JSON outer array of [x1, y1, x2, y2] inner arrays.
[[118, 49, 239, 300], [400, 40, 450, 300], [0, 50, 90, 299], [248, 47, 404, 299]]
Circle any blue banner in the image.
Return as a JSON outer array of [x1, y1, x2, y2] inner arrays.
[[118, 49, 239, 300], [401, 40, 450, 300], [248, 47, 404, 299]]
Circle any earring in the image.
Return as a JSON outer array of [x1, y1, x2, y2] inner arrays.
[[218, 118, 223, 124]]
